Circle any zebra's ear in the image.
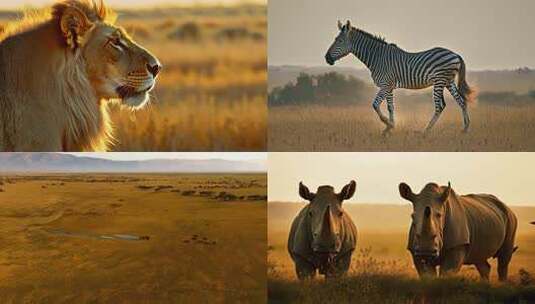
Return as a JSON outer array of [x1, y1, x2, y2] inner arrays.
[[338, 20, 343, 30], [346, 20, 351, 29]]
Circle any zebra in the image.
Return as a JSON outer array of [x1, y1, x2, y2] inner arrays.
[[325, 20, 474, 134]]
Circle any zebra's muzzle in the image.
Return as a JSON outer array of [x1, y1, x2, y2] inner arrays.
[[325, 53, 335, 65]]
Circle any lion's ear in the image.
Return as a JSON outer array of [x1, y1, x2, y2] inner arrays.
[[59, 6, 94, 50]]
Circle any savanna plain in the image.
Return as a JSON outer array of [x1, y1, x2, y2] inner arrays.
[[268, 202, 535, 303], [0, 173, 266, 302], [0, 5, 266, 151], [269, 67, 535, 151]]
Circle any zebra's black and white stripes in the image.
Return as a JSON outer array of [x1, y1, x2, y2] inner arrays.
[[325, 20, 474, 133]]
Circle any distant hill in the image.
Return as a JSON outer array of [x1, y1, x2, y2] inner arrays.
[[0, 153, 265, 173], [268, 65, 535, 94]]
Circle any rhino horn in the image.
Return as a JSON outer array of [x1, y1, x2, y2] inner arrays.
[[322, 205, 334, 237]]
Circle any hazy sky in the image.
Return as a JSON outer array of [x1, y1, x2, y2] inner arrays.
[[269, 0, 535, 70], [68, 152, 266, 162], [0, 0, 263, 9], [269, 153, 535, 206]]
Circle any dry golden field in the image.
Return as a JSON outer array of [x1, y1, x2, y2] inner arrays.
[[0, 173, 266, 303], [0, 5, 267, 151], [269, 104, 535, 151], [268, 202, 535, 303]]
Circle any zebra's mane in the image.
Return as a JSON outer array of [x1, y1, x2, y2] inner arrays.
[[353, 27, 397, 47]]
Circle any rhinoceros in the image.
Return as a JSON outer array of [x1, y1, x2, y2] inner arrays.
[[288, 180, 358, 279], [399, 182, 518, 281]]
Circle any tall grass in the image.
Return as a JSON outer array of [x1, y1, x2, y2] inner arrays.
[[111, 8, 267, 151], [268, 248, 535, 304], [269, 103, 535, 151]]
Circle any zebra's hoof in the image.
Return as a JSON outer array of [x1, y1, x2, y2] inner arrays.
[[382, 126, 394, 136]]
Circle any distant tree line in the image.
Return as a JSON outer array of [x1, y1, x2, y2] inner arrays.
[[478, 91, 535, 106], [268, 72, 374, 106], [269, 71, 535, 107]]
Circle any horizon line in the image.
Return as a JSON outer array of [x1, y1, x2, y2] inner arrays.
[[268, 64, 535, 73]]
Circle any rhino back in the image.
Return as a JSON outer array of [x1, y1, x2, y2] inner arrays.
[[460, 194, 510, 262]]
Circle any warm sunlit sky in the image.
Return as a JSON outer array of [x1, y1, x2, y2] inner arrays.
[[269, 153, 535, 206], [0, 0, 264, 9], [269, 0, 535, 70]]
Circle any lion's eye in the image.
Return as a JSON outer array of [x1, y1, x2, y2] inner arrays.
[[109, 37, 125, 51]]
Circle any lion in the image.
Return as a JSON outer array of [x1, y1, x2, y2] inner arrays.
[[0, 0, 161, 151]]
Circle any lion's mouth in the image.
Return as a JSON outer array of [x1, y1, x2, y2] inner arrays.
[[116, 84, 153, 99]]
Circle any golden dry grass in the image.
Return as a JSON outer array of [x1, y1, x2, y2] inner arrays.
[[0, 173, 266, 302], [113, 8, 267, 151], [269, 104, 535, 151], [268, 202, 535, 303]]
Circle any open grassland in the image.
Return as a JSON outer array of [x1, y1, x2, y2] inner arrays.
[[268, 202, 535, 303], [111, 7, 267, 151], [0, 173, 266, 303], [0, 5, 267, 151], [269, 103, 535, 151]]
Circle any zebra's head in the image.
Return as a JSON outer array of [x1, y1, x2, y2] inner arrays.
[[325, 20, 353, 65]]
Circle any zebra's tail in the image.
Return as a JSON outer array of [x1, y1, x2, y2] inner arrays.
[[458, 57, 476, 103]]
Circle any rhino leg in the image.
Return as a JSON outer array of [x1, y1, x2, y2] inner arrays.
[[334, 250, 353, 276], [439, 246, 466, 277], [294, 256, 316, 280], [475, 261, 491, 281], [497, 251, 513, 281]]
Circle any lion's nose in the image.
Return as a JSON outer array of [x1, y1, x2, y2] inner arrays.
[[147, 63, 162, 77]]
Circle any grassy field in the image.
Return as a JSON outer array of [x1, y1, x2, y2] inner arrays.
[[0, 173, 266, 303], [268, 202, 535, 303], [0, 5, 267, 151], [269, 103, 535, 151]]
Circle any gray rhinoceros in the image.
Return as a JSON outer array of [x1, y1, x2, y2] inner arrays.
[[399, 182, 518, 281], [288, 180, 358, 279]]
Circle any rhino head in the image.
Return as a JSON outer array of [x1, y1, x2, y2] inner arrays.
[[299, 180, 356, 272], [399, 182, 452, 263]]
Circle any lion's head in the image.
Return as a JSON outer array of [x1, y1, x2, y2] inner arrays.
[[53, 0, 161, 108]]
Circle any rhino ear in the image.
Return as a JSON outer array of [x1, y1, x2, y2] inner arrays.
[[338, 180, 356, 201], [399, 182, 415, 202], [299, 182, 315, 201]]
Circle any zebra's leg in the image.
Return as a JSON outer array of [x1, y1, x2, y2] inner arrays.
[[424, 85, 446, 132], [447, 81, 470, 132], [372, 89, 391, 129], [385, 90, 395, 133]]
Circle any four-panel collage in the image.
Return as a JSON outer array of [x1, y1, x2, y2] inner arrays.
[[0, 0, 534, 303]]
